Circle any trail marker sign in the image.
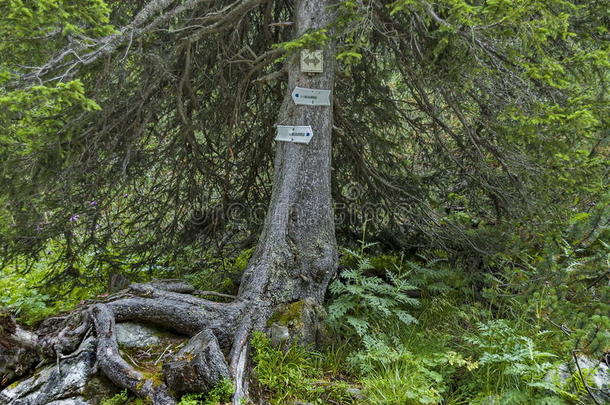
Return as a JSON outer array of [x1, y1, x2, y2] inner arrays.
[[291, 87, 331, 106], [301, 50, 323, 73], [275, 125, 314, 144]]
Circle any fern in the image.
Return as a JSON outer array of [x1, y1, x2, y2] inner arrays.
[[328, 248, 419, 344], [464, 320, 570, 402]]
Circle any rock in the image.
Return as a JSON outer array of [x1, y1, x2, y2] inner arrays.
[[570, 356, 609, 403], [163, 330, 230, 396], [270, 323, 290, 347], [0, 312, 39, 389], [549, 355, 610, 403], [0, 347, 37, 389], [81, 375, 122, 405], [0, 337, 97, 405], [346, 387, 365, 400], [115, 322, 164, 349], [267, 298, 329, 347]]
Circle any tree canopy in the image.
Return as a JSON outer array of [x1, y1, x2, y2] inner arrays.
[[1, 1, 607, 278]]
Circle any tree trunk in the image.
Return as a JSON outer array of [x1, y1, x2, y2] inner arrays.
[[239, 0, 337, 310], [231, 0, 338, 401]]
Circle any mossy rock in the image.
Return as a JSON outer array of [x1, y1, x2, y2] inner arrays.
[[115, 322, 183, 350], [82, 375, 122, 405], [267, 298, 329, 347], [268, 301, 307, 328]]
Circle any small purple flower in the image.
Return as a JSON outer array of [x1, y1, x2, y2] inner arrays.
[[89, 201, 98, 206], [123, 194, 129, 198], [69, 214, 80, 222], [35, 224, 43, 232]]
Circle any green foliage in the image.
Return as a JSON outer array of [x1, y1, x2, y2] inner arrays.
[[0, 243, 104, 325], [100, 390, 129, 405], [0, 80, 101, 189], [462, 320, 569, 404], [328, 246, 420, 342], [251, 331, 319, 404], [0, 0, 607, 404], [184, 249, 252, 295], [204, 379, 234, 405], [273, 29, 329, 52], [177, 379, 234, 405], [250, 331, 353, 405], [324, 246, 599, 404], [0, 0, 114, 70], [0, 0, 114, 205], [482, 197, 610, 358], [355, 340, 449, 405]]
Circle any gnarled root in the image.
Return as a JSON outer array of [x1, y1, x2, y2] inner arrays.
[[228, 305, 270, 405], [91, 304, 176, 405], [1, 280, 272, 405], [87, 281, 247, 404]]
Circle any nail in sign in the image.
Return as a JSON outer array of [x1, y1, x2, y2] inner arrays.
[[301, 50, 323, 73], [276, 125, 314, 144], [291, 87, 331, 106]]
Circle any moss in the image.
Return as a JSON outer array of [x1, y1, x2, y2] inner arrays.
[[135, 380, 145, 391], [140, 370, 164, 388], [7, 379, 21, 390], [82, 374, 122, 404], [179, 352, 195, 362], [267, 300, 306, 327]]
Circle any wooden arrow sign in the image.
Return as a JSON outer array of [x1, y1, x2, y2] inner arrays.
[[291, 87, 331, 106], [275, 125, 314, 144]]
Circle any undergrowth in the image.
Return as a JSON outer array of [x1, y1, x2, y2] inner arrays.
[[250, 331, 355, 405], [7, 205, 610, 405]]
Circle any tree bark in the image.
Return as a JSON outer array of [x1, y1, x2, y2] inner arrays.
[[230, 0, 338, 401], [238, 0, 337, 305]]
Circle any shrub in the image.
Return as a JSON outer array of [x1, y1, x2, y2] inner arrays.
[[463, 320, 570, 403]]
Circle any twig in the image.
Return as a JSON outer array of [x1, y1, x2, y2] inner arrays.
[[154, 344, 173, 365], [572, 350, 601, 405], [124, 351, 141, 368]]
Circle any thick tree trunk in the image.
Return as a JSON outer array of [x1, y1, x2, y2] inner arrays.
[[230, 0, 338, 401], [238, 0, 337, 305]]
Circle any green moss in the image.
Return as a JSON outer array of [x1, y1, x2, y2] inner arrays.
[[140, 370, 164, 387], [267, 300, 306, 327], [135, 380, 145, 391], [82, 374, 122, 403], [7, 379, 21, 390]]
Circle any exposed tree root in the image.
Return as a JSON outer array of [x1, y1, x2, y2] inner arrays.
[[1, 280, 264, 405], [228, 306, 268, 405], [91, 304, 176, 405]]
